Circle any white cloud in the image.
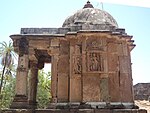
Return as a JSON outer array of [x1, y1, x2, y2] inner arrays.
[[90, 0, 150, 8]]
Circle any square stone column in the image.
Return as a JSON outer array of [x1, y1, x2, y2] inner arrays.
[[51, 55, 59, 103], [11, 54, 29, 109], [48, 39, 60, 104], [28, 60, 38, 109]]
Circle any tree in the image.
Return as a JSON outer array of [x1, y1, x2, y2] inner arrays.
[[0, 41, 17, 95], [37, 70, 51, 108], [0, 72, 15, 109]]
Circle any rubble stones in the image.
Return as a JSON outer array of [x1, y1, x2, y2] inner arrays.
[[134, 83, 150, 100]]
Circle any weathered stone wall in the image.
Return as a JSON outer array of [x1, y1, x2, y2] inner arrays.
[[10, 30, 135, 108]]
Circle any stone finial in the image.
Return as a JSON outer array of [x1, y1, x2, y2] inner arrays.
[[83, 1, 94, 8]]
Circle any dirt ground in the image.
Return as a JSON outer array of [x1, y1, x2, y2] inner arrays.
[[135, 100, 150, 113]]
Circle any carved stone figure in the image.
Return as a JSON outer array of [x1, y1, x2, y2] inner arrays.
[[74, 56, 82, 74], [75, 45, 82, 54], [17, 56, 26, 71], [88, 53, 104, 72]]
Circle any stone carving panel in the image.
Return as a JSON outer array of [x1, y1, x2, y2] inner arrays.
[[86, 38, 106, 51], [73, 56, 82, 74], [17, 55, 28, 71], [87, 52, 104, 72], [73, 45, 82, 74], [75, 44, 82, 54]]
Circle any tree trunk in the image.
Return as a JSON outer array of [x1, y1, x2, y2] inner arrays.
[[0, 52, 8, 94]]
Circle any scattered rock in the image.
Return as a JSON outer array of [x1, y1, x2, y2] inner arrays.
[[134, 83, 150, 100]]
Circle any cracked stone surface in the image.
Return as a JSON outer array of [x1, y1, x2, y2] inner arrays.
[[62, 8, 118, 28]]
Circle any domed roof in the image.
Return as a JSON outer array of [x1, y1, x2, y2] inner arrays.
[[62, 1, 118, 29]]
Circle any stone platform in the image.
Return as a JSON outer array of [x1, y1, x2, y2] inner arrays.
[[2, 102, 147, 113], [2, 109, 147, 113]]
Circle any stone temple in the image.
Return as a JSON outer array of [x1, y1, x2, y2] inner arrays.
[[3, 1, 147, 113]]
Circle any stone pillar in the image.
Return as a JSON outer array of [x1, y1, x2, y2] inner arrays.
[[118, 41, 134, 102], [11, 37, 29, 109], [28, 61, 38, 108], [48, 39, 60, 104], [108, 40, 120, 102], [11, 55, 29, 109], [69, 44, 82, 102], [51, 55, 59, 103]]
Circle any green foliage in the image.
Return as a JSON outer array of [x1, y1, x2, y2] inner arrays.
[[0, 69, 51, 109], [0, 41, 52, 109], [37, 70, 51, 109], [0, 74, 15, 109], [0, 41, 17, 109], [0, 41, 17, 94]]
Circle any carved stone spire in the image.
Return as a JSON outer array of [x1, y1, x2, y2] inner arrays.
[[83, 1, 94, 9]]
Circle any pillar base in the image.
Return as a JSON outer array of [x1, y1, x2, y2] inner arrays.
[[28, 100, 37, 109], [51, 97, 57, 103], [10, 95, 29, 109], [47, 102, 139, 109]]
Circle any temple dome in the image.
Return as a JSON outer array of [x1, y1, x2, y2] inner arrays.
[[62, 1, 118, 29]]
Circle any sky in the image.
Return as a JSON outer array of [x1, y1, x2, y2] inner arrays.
[[0, 0, 150, 85]]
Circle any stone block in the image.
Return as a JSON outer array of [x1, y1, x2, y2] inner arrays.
[[138, 109, 147, 113], [83, 74, 100, 102], [29, 40, 49, 49], [78, 103, 92, 109], [100, 78, 109, 102], [58, 28, 70, 34], [86, 102, 106, 109], [112, 109, 146, 113], [49, 47, 60, 55], [95, 109, 112, 113], [119, 56, 130, 73], [120, 74, 133, 102], [69, 102, 80, 109], [78, 109, 94, 113], [60, 40, 69, 55], [58, 55, 69, 73], [122, 42, 128, 56], [108, 53, 118, 72], [51, 39, 59, 47], [108, 73, 120, 102], [36, 109, 70, 113], [2, 109, 33, 113], [112, 109, 132, 113], [21, 28, 58, 34], [10, 95, 29, 109], [108, 43, 117, 53], [15, 70, 28, 96], [70, 77, 82, 102], [2, 109, 147, 113], [57, 73, 69, 102]]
